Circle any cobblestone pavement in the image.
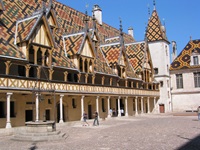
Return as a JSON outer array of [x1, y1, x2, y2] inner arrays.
[[0, 114, 200, 150]]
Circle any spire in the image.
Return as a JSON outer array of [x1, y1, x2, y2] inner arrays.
[[84, 4, 89, 32], [153, 0, 156, 10], [92, 11, 96, 30], [119, 17, 123, 36], [148, 4, 150, 20], [119, 18, 124, 46]]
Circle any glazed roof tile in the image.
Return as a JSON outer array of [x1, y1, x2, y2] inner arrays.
[[126, 42, 146, 73], [170, 39, 200, 71], [146, 10, 168, 42]]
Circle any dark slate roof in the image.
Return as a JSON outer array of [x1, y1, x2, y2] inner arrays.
[[170, 39, 200, 71]]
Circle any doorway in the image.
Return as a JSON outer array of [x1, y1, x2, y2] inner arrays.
[[46, 109, 50, 121], [88, 105, 92, 119], [25, 110, 33, 122]]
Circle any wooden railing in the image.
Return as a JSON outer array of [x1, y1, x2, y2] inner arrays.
[[0, 77, 159, 97]]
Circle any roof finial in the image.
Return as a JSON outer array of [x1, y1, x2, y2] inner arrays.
[[119, 17, 123, 34], [147, 4, 150, 20], [153, 0, 156, 10], [84, 3, 89, 32], [92, 10, 96, 30], [190, 36, 192, 41]]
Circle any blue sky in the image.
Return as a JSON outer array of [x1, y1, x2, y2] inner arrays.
[[58, 0, 200, 58]]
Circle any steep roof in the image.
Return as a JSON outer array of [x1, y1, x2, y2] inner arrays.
[[170, 39, 200, 71], [146, 9, 168, 43], [126, 41, 146, 72]]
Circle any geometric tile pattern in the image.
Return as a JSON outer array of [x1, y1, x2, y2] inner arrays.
[[126, 42, 146, 73], [105, 36, 120, 44], [170, 39, 200, 70], [146, 10, 167, 42], [101, 43, 121, 66], [64, 33, 85, 56], [0, 0, 136, 72]]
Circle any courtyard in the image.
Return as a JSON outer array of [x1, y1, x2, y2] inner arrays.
[[0, 114, 200, 150]]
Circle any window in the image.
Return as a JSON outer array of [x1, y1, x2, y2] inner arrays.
[[193, 56, 199, 65], [154, 68, 158, 74], [176, 74, 183, 89], [160, 81, 163, 87], [194, 72, 200, 87]]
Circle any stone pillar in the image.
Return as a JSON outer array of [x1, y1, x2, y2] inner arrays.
[[147, 97, 150, 113], [5, 61, 11, 75], [25, 64, 31, 77], [118, 96, 121, 117], [107, 96, 111, 118], [96, 96, 99, 118], [125, 96, 128, 117], [141, 97, 144, 114], [59, 95, 64, 123], [35, 93, 39, 122], [6, 93, 13, 128], [81, 96, 85, 120], [82, 58, 85, 72], [135, 97, 138, 116], [154, 97, 157, 113]]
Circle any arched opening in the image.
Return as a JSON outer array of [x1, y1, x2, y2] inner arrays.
[[79, 58, 83, 72], [37, 48, 42, 65]]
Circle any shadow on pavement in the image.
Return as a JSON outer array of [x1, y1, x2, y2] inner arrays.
[[176, 134, 200, 150]]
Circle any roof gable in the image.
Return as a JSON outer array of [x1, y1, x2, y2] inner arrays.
[[80, 37, 95, 58], [170, 39, 200, 70]]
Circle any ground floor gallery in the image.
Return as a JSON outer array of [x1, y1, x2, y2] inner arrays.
[[0, 92, 159, 128]]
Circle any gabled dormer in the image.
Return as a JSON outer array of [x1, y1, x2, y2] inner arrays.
[[14, 3, 56, 67], [63, 32, 96, 73]]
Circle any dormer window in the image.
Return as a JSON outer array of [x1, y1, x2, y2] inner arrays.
[[193, 56, 199, 65]]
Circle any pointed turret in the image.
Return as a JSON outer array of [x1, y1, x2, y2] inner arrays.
[[146, 1, 168, 43]]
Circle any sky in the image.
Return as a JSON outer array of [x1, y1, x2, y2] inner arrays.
[[58, 0, 200, 58]]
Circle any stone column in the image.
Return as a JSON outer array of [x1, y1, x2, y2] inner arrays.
[[135, 96, 138, 116], [35, 93, 39, 122], [107, 96, 111, 118], [96, 96, 99, 118], [6, 93, 13, 128], [81, 96, 85, 120], [154, 97, 157, 113], [141, 97, 144, 114], [147, 97, 150, 113], [125, 96, 128, 117], [59, 95, 64, 123], [118, 96, 121, 117]]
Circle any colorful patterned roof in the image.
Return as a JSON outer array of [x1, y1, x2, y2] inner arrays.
[[0, 0, 4, 11], [16, 17, 39, 44], [105, 37, 120, 44], [95, 48, 117, 75], [146, 9, 168, 42], [126, 42, 146, 73], [1, 0, 134, 67], [170, 39, 200, 71], [101, 43, 121, 66], [63, 32, 85, 56]]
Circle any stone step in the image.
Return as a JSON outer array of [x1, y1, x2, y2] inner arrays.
[[11, 131, 67, 142]]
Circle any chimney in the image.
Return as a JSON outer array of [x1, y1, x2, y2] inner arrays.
[[128, 27, 134, 38], [171, 41, 177, 61], [93, 5, 102, 25]]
